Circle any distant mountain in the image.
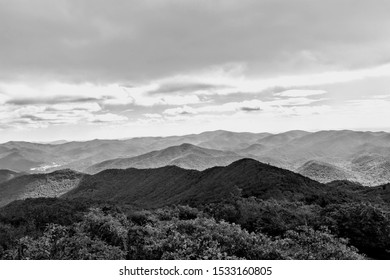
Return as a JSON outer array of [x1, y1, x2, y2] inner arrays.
[[193, 130, 271, 150], [1, 158, 382, 208], [237, 143, 267, 155], [237, 130, 390, 185], [0, 169, 84, 207], [350, 155, 390, 186], [275, 130, 390, 161], [86, 143, 244, 174], [0, 169, 24, 184], [48, 140, 69, 145], [0, 130, 268, 173], [256, 130, 310, 146], [65, 158, 346, 209], [1, 130, 390, 186], [297, 160, 354, 183], [0, 150, 44, 172]]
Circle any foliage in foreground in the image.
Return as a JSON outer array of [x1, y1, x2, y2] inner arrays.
[[0, 201, 365, 260]]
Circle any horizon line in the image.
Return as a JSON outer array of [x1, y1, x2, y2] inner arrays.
[[1, 128, 389, 145]]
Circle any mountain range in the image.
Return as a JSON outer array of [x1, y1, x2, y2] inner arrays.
[[1, 156, 389, 209], [86, 143, 244, 173], [1, 130, 390, 186], [0, 158, 371, 208], [66, 158, 338, 208]]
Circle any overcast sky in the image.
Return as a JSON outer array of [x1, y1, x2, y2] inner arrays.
[[1, 0, 390, 142]]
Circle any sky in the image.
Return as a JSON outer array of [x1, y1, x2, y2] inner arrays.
[[1, 0, 390, 142]]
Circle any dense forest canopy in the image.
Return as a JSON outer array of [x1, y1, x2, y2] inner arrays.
[[1, 190, 389, 260], [1, 159, 390, 260]]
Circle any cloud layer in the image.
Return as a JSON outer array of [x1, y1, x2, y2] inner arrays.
[[1, 0, 390, 82], [0, 0, 390, 141]]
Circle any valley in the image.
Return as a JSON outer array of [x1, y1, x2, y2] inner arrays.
[[1, 130, 389, 186]]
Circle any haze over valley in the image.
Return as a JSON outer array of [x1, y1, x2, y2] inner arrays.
[[1, 130, 389, 188]]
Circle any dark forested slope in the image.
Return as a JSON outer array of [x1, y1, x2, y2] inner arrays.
[[65, 158, 357, 208]]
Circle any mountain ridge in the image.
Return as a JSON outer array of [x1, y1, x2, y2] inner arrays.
[[86, 143, 245, 173], [0, 169, 84, 207], [65, 158, 349, 208], [1, 130, 390, 186]]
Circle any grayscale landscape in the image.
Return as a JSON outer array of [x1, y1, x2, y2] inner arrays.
[[0, 0, 390, 261], [1, 130, 390, 186]]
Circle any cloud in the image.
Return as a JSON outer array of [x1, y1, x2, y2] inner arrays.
[[45, 102, 101, 112], [163, 106, 197, 116], [274, 89, 327, 97], [91, 61, 389, 104], [268, 97, 326, 106], [88, 113, 128, 123], [154, 95, 202, 106], [7, 96, 99, 105], [0, 93, 9, 104], [162, 95, 329, 117], [1, 0, 390, 83], [148, 82, 221, 95], [151, 62, 390, 96], [240, 106, 261, 112], [0, 82, 119, 105], [143, 113, 162, 118], [0, 99, 127, 129], [102, 89, 203, 107], [162, 100, 261, 116], [0, 82, 203, 109], [1, 0, 390, 140]]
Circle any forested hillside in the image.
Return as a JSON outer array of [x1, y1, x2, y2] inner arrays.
[[1, 159, 390, 260]]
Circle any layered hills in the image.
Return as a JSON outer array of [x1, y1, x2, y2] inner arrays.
[[86, 143, 244, 174], [0, 158, 333, 208], [0, 169, 84, 207], [0, 157, 388, 209], [0, 169, 24, 184], [65, 158, 332, 208], [297, 160, 355, 183], [1, 130, 390, 185], [0, 130, 268, 173]]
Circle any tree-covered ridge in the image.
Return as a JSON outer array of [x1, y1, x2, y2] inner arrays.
[[1, 158, 390, 260], [63, 158, 382, 208], [0, 169, 83, 207], [2, 196, 389, 260], [1, 158, 390, 209]]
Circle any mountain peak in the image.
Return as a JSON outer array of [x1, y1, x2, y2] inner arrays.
[[227, 157, 260, 167], [64, 157, 331, 208], [177, 143, 197, 149]]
